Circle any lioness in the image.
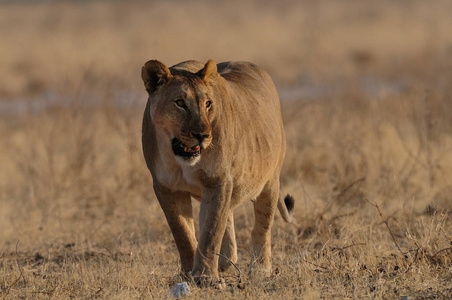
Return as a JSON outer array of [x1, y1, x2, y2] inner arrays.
[[141, 59, 294, 285]]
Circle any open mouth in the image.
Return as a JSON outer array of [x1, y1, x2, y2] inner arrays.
[[171, 138, 202, 159]]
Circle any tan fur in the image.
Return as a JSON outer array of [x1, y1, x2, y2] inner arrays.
[[141, 59, 293, 284]]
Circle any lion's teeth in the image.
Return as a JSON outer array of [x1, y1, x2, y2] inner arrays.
[[182, 145, 200, 153]]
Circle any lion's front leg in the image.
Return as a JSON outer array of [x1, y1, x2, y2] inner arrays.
[[219, 211, 237, 272], [153, 183, 197, 275], [192, 177, 233, 285]]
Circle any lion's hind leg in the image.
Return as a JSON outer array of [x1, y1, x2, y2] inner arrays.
[[250, 178, 279, 276]]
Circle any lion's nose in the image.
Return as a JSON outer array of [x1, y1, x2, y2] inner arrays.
[[191, 132, 210, 143]]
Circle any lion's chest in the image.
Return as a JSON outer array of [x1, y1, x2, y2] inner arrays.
[[154, 156, 202, 197]]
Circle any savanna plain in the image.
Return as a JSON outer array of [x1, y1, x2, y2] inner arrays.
[[1, 1, 451, 299]]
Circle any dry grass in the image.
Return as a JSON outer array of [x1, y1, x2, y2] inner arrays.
[[1, 0, 452, 299]]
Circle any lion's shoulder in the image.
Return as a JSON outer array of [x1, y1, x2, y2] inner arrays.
[[170, 60, 205, 73], [215, 62, 273, 89]]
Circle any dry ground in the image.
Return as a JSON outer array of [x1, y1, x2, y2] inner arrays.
[[1, 0, 452, 299]]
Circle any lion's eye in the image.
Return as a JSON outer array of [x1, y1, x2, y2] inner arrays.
[[205, 101, 212, 109], [175, 99, 186, 109]]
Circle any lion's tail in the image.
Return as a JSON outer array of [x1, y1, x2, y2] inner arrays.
[[278, 194, 294, 223]]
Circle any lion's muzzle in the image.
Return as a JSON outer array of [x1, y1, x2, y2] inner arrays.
[[171, 130, 212, 160], [171, 138, 202, 159]]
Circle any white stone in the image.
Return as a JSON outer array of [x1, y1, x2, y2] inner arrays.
[[167, 282, 191, 299]]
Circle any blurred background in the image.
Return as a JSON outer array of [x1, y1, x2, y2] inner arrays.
[[0, 1, 451, 297], [1, 0, 452, 98]]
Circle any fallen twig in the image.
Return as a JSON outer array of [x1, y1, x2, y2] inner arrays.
[[365, 198, 407, 260], [215, 253, 242, 283], [431, 247, 452, 259], [335, 177, 366, 201], [404, 247, 421, 273], [15, 240, 26, 286], [331, 242, 366, 252], [1, 241, 27, 299], [303, 259, 329, 272]]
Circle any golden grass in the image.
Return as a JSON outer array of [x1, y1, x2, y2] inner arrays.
[[2, 0, 452, 97], [1, 0, 452, 299]]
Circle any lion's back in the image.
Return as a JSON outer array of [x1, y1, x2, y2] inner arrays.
[[219, 62, 280, 108], [214, 62, 285, 201]]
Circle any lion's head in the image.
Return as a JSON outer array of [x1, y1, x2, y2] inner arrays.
[[141, 60, 218, 165]]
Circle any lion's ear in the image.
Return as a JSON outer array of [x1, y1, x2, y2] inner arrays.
[[141, 60, 172, 94], [198, 59, 217, 85]]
